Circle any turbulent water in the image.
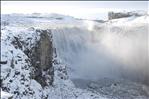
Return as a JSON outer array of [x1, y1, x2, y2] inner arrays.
[[51, 17, 149, 98], [52, 16, 149, 85]]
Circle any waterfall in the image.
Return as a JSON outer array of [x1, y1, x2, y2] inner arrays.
[[52, 17, 149, 85]]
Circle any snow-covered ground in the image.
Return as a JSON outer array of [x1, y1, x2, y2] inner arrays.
[[1, 90, 13, 99], [1, 13, 149, 99]]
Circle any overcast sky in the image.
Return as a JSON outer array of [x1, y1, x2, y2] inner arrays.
[[1, 1, 148, 20]]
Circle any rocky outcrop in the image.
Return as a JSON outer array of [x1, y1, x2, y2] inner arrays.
[[108, 11, 145, 20], [30, 29, 54, 87], [1, 27, 73, 99], [10, 29, 54, 87]]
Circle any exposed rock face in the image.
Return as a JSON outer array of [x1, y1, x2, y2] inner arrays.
[[108, 11, 145, 20], [1, 27, 78, 99], [31, 29, 54, 87], [8, 29, 54, 88]]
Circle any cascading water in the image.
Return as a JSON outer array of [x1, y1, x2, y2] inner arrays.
[[52, 19, 149, 85], [52, 16, 149, 86]]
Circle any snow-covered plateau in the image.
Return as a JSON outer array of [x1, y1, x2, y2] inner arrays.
[[1, 12, 149, 99]]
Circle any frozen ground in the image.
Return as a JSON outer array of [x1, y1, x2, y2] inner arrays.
[[72, 78, 149, 99], [1, 90, 13, 99]]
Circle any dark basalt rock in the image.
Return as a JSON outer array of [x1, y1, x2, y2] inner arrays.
[[10, 29, 55, 87], [11, 36, 23, 49], [108, 11, 144, 20], [30, 29, 54, 87]]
